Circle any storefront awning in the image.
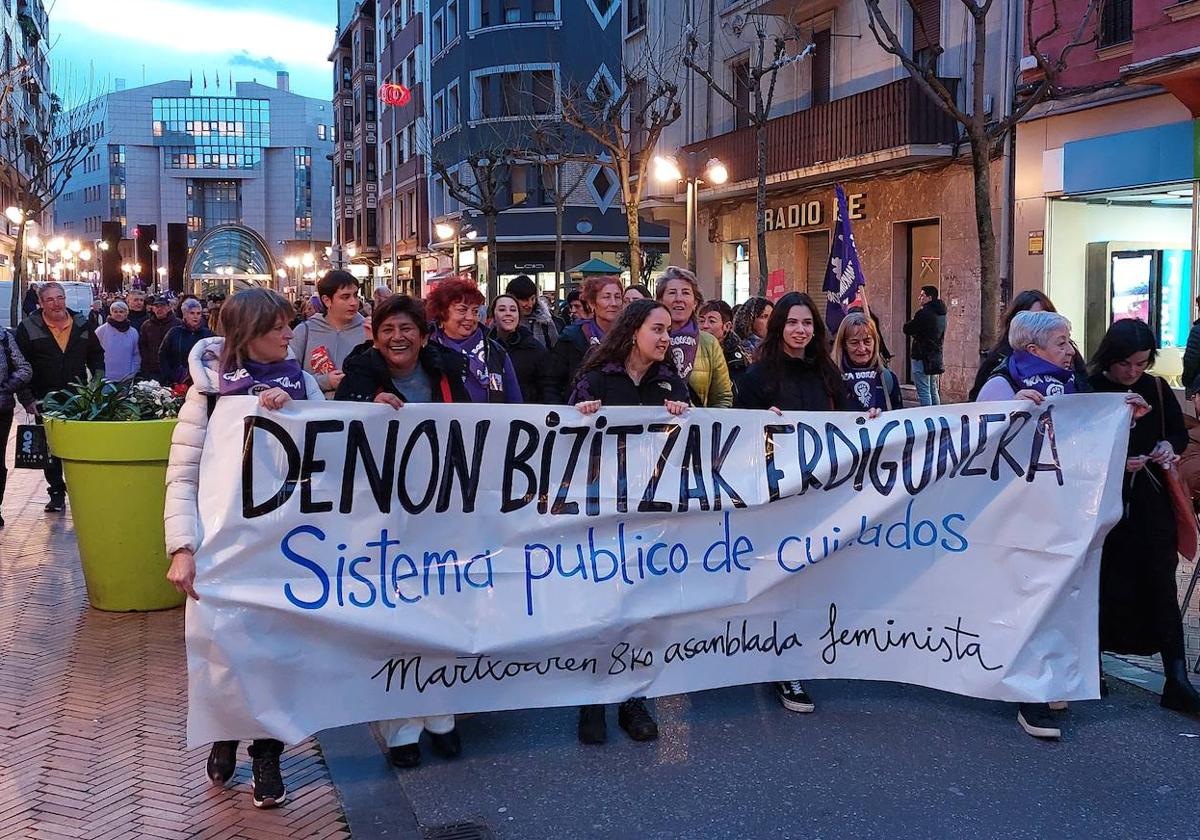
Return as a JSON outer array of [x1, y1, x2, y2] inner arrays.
[[1062, 120, 1198, 195]]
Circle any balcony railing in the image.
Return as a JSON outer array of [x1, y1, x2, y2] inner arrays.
[[684, 76, 960, 186]]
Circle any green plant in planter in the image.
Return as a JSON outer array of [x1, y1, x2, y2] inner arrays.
[[43, 374, 184, 421]]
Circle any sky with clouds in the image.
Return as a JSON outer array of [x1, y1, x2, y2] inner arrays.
[[50, 0, 336, 100]]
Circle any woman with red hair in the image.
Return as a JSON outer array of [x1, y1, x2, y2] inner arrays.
[[549, 275, 624, 402], [426, 277, 522, 402]]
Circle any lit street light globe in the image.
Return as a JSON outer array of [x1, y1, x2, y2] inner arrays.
[[435, 222, 455, 240], [653, 155, 683, 183], [705, 158, 729, 185]]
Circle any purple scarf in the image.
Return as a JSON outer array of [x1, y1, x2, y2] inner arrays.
[[434, 327, 498, 399], [1007, 349, 1076, 396], [669, 320, 700, 378], [842, 364, 887, 410], [579, 319, 605, 346], [219, 358, 308, 400]]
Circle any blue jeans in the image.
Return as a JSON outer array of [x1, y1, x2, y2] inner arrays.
[[912, 359, 940, 406]]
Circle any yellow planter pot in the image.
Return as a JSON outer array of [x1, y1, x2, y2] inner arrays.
[[44, 417, 185, 612]]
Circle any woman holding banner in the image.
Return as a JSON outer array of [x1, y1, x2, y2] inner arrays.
[[426, 277, 522, 403], [569, 298, 690, 744], [656, 266, 733, 408], [832, 311, 901, 411], [165, 288, 323, 809], [334, 294, 468, 767], [1089, 319, 1200, 717], [734, 291, 852, 715], [550, 275, 625, 402]]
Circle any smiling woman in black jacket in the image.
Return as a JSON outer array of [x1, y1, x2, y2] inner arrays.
[[487, 295, 555, 403]]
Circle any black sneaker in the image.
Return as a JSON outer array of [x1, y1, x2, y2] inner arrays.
[[429, 728, 461, 759], [617, 698, 658, 742], [776, 680, 815, 713], [388, 743, 421, 768], [44, 493, 65, 513], [1017, 703, 1062, 739], [251, 749, 287, 809], [206, 740, 237, 786], [577, 704, 607, 745]]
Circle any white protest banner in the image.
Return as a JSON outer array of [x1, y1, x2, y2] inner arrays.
[[186, 394, 1129, 746]]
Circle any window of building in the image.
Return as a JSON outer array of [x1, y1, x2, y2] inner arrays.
[[910, 0, 941, 72], [501, 72, 522, 115], [408, 189, 417, 235], [731, 59, 751, 129], [1099, 0, 1132, 48], [478, 0, 490, 28], [627, 0, 646, 31], [433, 90, 446, 135], [533, 0, 555, 21], [446, 81, 460, 130], [383, 138, 392, 174], [406, 52, 417, 86], [365, 28, 375, 63], [504, 0, 520, 24], [366, 81, 377, 123], [317, 123, 327, 141], [446, 0, 459, 41], [531, 70, 555, 114], [627, 77, 646, 163], [433, 11, 445, 53], [812, 29, 831, 106]]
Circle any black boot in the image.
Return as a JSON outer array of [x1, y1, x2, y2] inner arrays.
[[206, 740, 238, 785], [577, 704, 607, 745], [1161, 659, 1200, 715], [248, 739, 287, 809], [617, 698, 658, 742], [429, 728, 461, 759]]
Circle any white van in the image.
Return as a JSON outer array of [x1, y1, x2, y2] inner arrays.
[[0, 280, 94, 328]]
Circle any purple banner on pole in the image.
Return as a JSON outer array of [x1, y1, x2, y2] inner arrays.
[[821, 184, 866, 333]]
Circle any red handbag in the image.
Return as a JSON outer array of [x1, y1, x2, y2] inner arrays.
[[1156, 379, 1199, 561]]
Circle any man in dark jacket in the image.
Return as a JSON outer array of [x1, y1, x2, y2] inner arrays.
[[126, 290, 150, 332], [137, 296, 180, 382], [902, 285, 947, 406], [15, 282, 105, 512], [158, 298, 214, 386]]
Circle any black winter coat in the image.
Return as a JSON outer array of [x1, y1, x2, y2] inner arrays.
[[489, 325, 555, 403], [14, 310, 105, 400], [903, 299, 947, 373], [568, 361, 690, 407], [734, 354, 852, 412], [549, 323, 596, 404], [158, 324, 214, 386], [335, 341, 471, 403]]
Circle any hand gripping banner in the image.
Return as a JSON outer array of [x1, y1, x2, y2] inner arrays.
[[185, 394, 1130, 745]]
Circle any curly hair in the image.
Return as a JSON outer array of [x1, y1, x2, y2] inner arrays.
[[732, 296, 772, 341], [425, 276, 484, 324], [580, 275, 623, 309]]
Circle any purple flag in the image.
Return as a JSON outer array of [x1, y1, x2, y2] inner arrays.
[[821, 184, 866, 333]]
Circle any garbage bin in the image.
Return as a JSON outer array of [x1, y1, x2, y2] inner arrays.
[[44, 417, 185, 612]]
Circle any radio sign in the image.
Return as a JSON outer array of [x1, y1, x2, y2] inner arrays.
[[765, 192, 866, 232]]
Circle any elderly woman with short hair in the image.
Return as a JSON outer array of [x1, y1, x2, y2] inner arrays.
[[976, 311, 1081, 402]]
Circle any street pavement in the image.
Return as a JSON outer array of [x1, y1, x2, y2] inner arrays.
[[330, 676, 1200, 840]]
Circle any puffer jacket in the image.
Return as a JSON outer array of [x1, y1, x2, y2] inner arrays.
[[0, 327, 33, 412], [164, 336, 323, 556], [685, 330, 734, 408]]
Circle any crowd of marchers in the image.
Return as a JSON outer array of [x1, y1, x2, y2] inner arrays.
[[0, 267, 1196, 812]]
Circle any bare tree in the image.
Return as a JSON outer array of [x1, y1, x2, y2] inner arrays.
[[559, 53, 682, 284], [683, 15, 809, 296], [2, 65, 105, 325], [519, 120, 594, 292], [429, 148, 513, 300], [863, 0, 1105, 350], [618, 245, 664, 286]]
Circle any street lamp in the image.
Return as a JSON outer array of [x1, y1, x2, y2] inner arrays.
[[150, 240, 159, 285], [4, 206, 24, 225], [654, 153, 728, 273]]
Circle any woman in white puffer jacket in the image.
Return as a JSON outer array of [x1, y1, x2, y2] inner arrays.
[[164, 289, 321, 810]]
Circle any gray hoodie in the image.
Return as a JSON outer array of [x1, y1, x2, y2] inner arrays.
[[520, 297, 559, 349], [289, 311, 367, 396]]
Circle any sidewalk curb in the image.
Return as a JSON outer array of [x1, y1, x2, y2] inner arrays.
[[317, 724, 423, 840], [1103, 653, 1166, 695]]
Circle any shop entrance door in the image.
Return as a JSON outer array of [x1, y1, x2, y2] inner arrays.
[[904, 221, 941, 382], [794, 230, 831, 302]]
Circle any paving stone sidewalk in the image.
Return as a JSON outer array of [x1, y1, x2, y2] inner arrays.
[[0, 417, 352, 839]]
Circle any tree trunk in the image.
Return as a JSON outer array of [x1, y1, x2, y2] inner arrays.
[[969, 130, 999, 354], [626, 201, 642, 284], [754, 122, 769, 296], [485, 211, 499, 300], [9, 215, 26, 328], [554, 164, 564, 294]]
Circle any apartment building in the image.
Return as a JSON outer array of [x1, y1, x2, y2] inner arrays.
[[636, 0, 1014, 398]]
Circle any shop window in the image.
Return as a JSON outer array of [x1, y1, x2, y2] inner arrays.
[[722, 241, 751, 304]]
